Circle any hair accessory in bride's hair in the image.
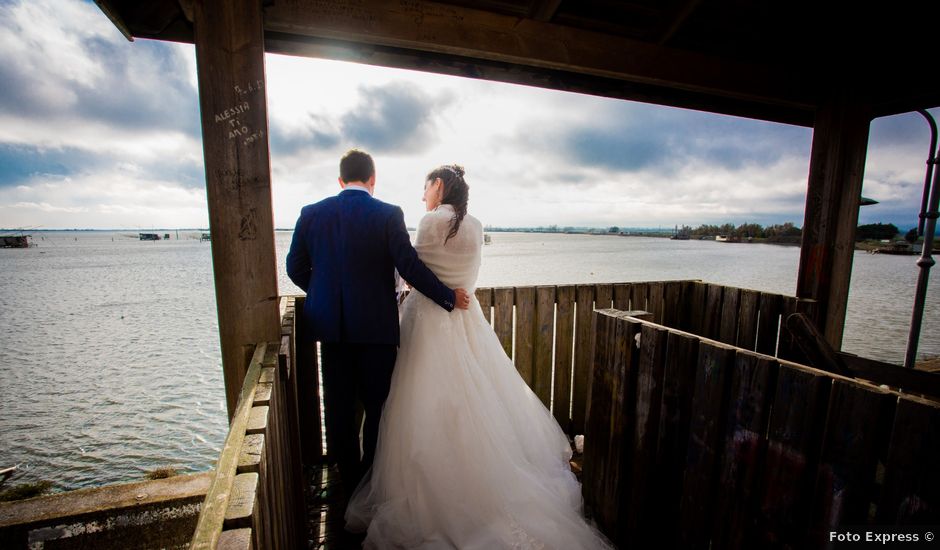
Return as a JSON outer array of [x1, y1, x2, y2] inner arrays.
[[443, 165, 465, 179]]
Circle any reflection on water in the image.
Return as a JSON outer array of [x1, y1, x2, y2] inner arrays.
[[1, 230, 937, 490]]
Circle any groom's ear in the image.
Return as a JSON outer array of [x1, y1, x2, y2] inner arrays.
[[338, 177, 345, 189]]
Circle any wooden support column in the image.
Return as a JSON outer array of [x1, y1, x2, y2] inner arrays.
[[194, 0, 280, 418], [796, 93, 871, 351]]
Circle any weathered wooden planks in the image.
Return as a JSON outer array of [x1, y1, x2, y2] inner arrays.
[[649, 331, 700, 546], [648, 281, 665, 324], [583, 312, 640, 539], [701, 283, 724, 341], [572, 285, 596, 434], [679, 340, 736, 548], [493, 287, 514, 358], [553, 285, 576, 430], [809, 379, 896, 545], [475, 287, 493, 324], [663, 281, 682, 328], [878, 395, 940, 525], [756, 292, 782, 356], [753, 363, 831, 548], [624, 322, 669, 546], [514, 286, 536, 385], [713, 351, 778, 550], [737, 289, 760, 352], [613, 283, 632, 310], [719, 286, 740, 345], [533, 286, 555, 407]]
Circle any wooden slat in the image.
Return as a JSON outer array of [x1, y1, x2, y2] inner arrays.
[[237, 434, 264, 474], [493, 287, 514, 359], [662, 281, 682, 328], [777, 296, 801, 362], [191, 344, 267, 550], [595, 283, 613, 310], [719, 286, 740, 345], [650, 332, 699, 546], [878, 395, 940, 525], [631, 282, 649, 315], [613, 283, 632, 310], [584, 314, 640, 541], [582, 310, 614, 516], [737, 289, 760, 352], [515, 286, 537, 385], [223, 473, 259, 530], [809, 380, 896, 545], [533, 286, 555, 407], [571, 284, 596, 434], [701, 283, 723, 340], [294, 300, 321, 466], [679, 340, 736, 548], [475, 287, 493, 324], [217, 528, 252, 550], [753, 363, 831, 548], [625, 323, 669, 547], [756, 292, 782, 356], [246, 406, 269, 435], [683, 281, 707, 334], [713, 351, 777, 550], [648, 281, 664, 324], [553, 285, 576, 431]]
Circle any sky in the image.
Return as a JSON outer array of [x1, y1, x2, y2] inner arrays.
[[0, 0, 936, 231]]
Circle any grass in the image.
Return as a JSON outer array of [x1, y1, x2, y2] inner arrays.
[[0, 480, 54, 502], [145, 467, 179, 480]]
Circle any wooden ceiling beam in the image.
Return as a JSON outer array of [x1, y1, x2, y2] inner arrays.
[[658, 0, 702, 46], [528, 0, 563, 22], [262, 0, 815, 116]]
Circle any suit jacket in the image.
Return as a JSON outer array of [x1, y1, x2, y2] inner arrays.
[[286, 189, 456, 345]]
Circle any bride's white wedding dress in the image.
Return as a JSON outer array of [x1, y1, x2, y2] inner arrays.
[[345, 204, 612, 550]]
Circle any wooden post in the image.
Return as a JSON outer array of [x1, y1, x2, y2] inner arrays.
[[194, 0, 280, 417], [796, 93, 871, 351]]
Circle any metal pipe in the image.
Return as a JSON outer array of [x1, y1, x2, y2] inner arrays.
[[904, 110, 939, 369], [917, 110, 938, 237]]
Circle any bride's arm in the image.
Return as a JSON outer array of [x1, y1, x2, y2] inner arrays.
[[386, 207, 456, 311]]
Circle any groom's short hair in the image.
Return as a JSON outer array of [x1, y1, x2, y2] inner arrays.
[[339, 149, 375, 183]]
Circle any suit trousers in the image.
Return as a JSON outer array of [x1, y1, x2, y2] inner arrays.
[[320, 342, 397, 496]]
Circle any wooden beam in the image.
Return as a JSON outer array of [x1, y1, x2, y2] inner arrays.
[[194, 0, 281, 418], [796, 92, 871, 351], [657, 0, 702, 46], [528, 0, 563, 22], [262, 0, 814, 116]]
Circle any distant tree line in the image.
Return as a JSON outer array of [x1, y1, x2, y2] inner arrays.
[[855, 223, 900, 241], [672, 222, 803, 240]]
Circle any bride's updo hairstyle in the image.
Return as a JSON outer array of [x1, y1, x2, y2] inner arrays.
[[427, 164, 469, 244]]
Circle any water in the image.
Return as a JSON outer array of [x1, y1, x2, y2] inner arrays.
[[1, 230, 937, 491]]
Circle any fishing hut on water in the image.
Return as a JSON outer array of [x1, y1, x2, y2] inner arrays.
[[2, 1, 939, 548]]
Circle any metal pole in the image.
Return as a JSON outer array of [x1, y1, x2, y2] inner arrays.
[[904, 110, 939, 369]]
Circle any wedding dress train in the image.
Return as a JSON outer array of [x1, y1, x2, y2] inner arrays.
[[345, 204, 612, 550]]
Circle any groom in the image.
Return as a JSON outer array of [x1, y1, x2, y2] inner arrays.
[[286, 149, 471, 498]]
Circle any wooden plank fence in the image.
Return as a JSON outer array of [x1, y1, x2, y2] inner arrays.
[[475, 280, 804, 435], [583, 309, 940, 549], [189, 297, 307, 550]]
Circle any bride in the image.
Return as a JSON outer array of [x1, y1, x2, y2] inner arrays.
[[345, 165, 612, 550]]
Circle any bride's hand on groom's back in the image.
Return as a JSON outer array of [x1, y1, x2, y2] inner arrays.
[[454, 288, 471, 310]]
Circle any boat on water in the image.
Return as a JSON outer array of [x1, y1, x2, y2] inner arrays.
[[139, 233, 161, 241], [200, 232, 211, 242], [1, 235, 33, 248], [483, 233, 491, 245]]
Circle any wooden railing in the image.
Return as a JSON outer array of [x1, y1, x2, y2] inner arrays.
[[583, 308, 940, 549], [189, 297, 306, 550], [474, 280, 806, 435]]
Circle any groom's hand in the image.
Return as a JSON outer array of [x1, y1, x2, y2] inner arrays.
[[454, 288, 471, 310]]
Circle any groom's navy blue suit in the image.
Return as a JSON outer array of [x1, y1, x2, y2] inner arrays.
[[286, 187, 456, 493]]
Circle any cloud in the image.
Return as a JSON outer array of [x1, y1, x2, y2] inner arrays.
[[340, 82, 455, 153]]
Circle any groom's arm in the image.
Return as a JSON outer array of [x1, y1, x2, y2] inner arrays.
[[386, 206, 456, 312], [286, 209, 312, 292]]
